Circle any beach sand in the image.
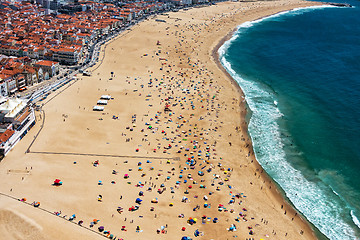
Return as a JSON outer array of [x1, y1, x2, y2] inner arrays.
[[0, 1, 324, 239]]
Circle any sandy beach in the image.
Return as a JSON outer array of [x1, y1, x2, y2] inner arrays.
[[0, 1, 324, 239]]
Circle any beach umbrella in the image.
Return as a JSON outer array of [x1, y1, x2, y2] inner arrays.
[[54, 179, 62, 185], [98, 226, 104, 232], [135, 198, 143, 204]]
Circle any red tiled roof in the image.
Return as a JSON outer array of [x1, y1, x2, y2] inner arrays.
[[0, 129, 15, 144], [35, 60, 58, 67]]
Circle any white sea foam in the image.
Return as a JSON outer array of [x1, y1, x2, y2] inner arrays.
[[351, 210, 360, 229], [218, 5, 358, 240]]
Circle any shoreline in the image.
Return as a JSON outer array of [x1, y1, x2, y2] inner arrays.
[[210, 4, 327, 240]]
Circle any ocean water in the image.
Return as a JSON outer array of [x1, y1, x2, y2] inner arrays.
[[219, 2, 360, 240]]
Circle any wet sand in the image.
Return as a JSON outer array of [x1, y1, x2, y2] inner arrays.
[[0, 1, 323, 239]]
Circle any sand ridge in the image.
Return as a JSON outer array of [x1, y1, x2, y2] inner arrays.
[[0, 1, 323, 239], [0, 208, 44, 240]]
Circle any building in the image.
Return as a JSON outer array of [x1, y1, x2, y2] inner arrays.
[[50, 0, 59, 11], [42, 0, 50, 9], [0, 75, 9, 97], [50, 47, 80, 65], [6, 77, 17, 96], [0, 97, 35, 157], [34, 60, 59, 77], [22, 65, 38, 86]]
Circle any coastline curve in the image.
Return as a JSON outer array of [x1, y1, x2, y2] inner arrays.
[[216, 5, 358, 240]]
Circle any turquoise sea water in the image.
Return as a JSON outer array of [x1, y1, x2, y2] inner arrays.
[[219, 2, 360, 240]]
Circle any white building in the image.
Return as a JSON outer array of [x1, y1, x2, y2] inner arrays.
[[0, 97, 36, 157], [0, 77, 8, 97]]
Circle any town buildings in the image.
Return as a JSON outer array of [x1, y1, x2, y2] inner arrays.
[[0, 0, 170, 97]]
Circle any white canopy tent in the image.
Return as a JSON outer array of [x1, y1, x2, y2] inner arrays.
[[100, 95, 111, 100], [93, 106, 104, 111], [97, 100, 108, 105]]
